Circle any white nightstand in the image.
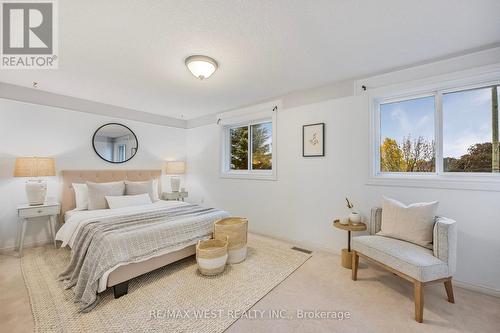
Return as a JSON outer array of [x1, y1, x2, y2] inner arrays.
[[162, 191, 188, 201], [17, 202, 60, 257]]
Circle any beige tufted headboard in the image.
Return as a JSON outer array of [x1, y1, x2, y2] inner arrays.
[[60, 170, 162, 221]]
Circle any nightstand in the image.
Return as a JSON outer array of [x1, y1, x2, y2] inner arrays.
[[162, 191, 188, 201], [17, 202, 60, 257]]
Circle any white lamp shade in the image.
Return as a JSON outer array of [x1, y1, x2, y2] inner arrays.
[[185, 55, 218, 80], [166, 161, 186, 175]]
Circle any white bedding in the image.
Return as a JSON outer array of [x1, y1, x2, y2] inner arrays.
[[56, 200, 201, 292], [57, 200, 187, 248]]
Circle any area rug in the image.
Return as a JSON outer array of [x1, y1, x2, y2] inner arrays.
[[21, 234, 311, 333]]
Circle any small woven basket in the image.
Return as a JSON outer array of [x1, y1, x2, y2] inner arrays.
[[214, 217, 248, 264], [196, 237, 228, 276]]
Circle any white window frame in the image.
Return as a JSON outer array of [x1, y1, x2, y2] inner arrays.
[[368, 67, 500, 191], [220, 104, 278, 181]]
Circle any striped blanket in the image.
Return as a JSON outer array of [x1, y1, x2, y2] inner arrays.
[[58, 204, 229, 312]]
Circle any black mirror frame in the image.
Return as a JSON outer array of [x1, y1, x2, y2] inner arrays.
[[92, 123, 139, 164]]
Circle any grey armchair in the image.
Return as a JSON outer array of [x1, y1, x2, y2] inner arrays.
[[351, 207, 457, 323]]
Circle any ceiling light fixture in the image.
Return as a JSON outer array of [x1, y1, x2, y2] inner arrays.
[[185, 55, 218, 80]]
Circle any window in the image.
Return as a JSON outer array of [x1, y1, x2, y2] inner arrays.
[[443, 86, 499, 172], [380, 96, 435, 173], [222, 116, 276, 180], [117, 144, 126, 162], [230, 126, 248, 170], [251, 122, 272, 170], [375, 82, 500, 177]]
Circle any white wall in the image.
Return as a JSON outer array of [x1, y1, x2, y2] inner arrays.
[[2, 49, 499, 295], [186, 93, 500, 294], [0, 98, 186, 250]]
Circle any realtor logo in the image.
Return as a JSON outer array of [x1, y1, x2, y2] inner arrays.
[[1, 0, 58, 69]]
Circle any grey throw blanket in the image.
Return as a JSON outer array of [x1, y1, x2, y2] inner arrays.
[[58, 204, 229, 312]]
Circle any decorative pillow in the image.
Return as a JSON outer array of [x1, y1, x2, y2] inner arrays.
[[125, 180, 158, 202], [86, 181, 125, 210], [106, 193, 152, 209], [72, 183, 88, 210], [377, 197, 438, 249], [152, 178, 160, 201]]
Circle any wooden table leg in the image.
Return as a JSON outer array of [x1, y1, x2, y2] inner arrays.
[[341, 249, 352, 269]]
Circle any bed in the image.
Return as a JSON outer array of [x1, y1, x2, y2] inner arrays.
[[55, 170, 229, 312]]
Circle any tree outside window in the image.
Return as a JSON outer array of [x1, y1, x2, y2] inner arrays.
[[230, 122, 272, 171], [379, 85, 499, 174], [380, 96, 435, 172]]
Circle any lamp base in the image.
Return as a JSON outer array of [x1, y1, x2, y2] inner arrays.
[[26, 179, 47, 205], [170, 176, 181, 192]]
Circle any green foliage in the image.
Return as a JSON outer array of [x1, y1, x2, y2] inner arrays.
[[251, 123, 272, 170], [230, 123, 272, 170], [492, 86, 499, 172], [445, 143, 493, 172], [230, 127, 248, 170]]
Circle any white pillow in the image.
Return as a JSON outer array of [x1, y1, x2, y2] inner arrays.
[[72, 183, 88, 210], [87, 181, 126, 210], [377, 197, 438, 249], [152, 178, 160, 201], [105, 193, 152, 209], [125, 180, 159, 202]]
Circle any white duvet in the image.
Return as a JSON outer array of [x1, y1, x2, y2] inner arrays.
[[56, 200, 204, 292], [56, 200, 188, 248]]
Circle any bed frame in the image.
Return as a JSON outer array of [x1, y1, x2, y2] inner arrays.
[[60, 170, 196, 298]]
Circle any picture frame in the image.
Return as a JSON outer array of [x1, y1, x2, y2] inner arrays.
[[302, 123, 325, 157]]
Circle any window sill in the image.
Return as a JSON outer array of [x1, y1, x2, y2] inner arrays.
[[220, 171, 277, 181], [367, 174, 500, 192]]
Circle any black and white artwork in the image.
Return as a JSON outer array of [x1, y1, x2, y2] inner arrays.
[[302, 123, 325, 157]]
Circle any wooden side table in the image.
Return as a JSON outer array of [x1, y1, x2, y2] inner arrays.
[[333, 219, 367, 269], [17, 202, 60, 257]]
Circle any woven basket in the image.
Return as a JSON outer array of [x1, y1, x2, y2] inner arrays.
[[196, 238, 228, 276], [214, 217, 248, 264]]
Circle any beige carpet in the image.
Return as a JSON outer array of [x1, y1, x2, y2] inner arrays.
[[20, 235, 310, 333]]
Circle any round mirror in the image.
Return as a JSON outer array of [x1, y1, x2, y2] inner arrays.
[[92, 123, 138, 163]]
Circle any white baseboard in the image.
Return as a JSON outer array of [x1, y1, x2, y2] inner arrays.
[[453, 279, 500, 298], [4, 230, 499, 298], [0, 239, 53, 254], [250, 230, 338, 255], [250, 230, 500, 298]]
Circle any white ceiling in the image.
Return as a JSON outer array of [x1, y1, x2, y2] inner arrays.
[[1, 0, 500, 120]]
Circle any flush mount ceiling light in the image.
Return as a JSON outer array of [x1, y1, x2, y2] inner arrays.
[[185, 55, 218, 80]]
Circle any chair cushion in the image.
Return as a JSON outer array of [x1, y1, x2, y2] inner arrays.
[[352, 235, 450, 282], [377, 197, 438, 249]]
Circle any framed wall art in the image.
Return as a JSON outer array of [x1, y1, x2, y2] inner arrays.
[[302, 123, 325, 157]]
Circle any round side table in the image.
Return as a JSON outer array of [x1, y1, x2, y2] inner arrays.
[[333, 219, 367, 269]]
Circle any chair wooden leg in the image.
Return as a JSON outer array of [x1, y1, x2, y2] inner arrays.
[[444, 279, 455, 303], [414, 280, 424, 323], [351, 250, 359, 281]]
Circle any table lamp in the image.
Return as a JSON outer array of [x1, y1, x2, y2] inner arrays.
[[14, 157, 56, 205], [166, 161, 186, 192]]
